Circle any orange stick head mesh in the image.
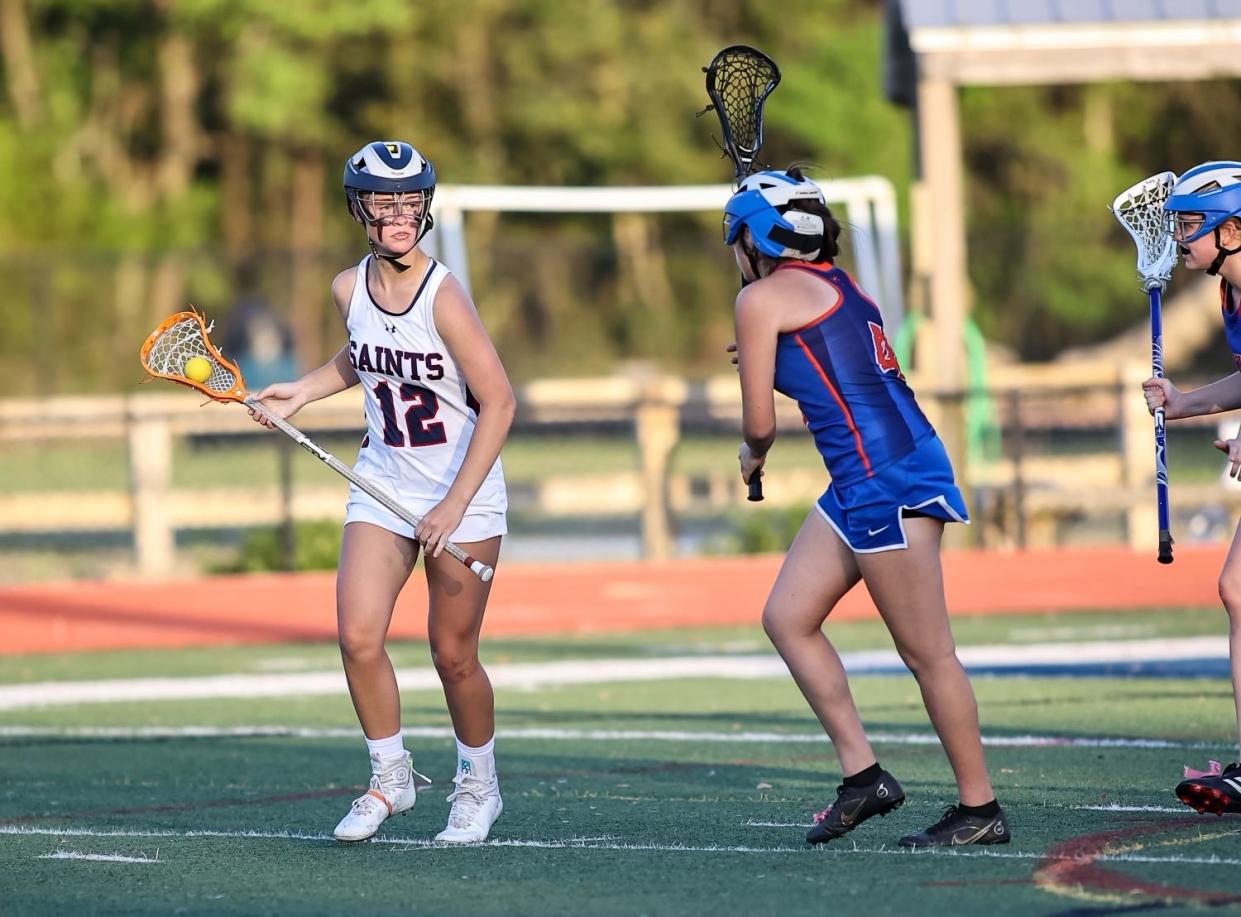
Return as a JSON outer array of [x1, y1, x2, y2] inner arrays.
[[140, 310, 248, 402]]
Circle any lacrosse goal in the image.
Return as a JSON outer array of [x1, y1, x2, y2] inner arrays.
[[425, 180, 905, 329]]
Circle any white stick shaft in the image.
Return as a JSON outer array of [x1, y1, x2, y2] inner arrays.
[[243, 397, 494, 582]]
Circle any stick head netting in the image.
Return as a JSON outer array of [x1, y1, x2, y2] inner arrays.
[[704, 45, 780, 182], [1111, 171, 1178, 291], [140, 310, 248, 401]]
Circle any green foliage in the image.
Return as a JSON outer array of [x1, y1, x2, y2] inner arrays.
[[962, 79, 1241, 360], [0, 0, 911, 397], [212, 519, 342, 573], [2, 1, 1240, 393], [714, 502, 812, 555]]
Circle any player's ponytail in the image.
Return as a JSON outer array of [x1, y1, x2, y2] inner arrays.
[[783, 166, 841, 262]]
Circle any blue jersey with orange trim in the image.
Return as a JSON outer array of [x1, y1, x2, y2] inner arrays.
[[1221, 280, 1241, 371], [772, 262, 934, 486]]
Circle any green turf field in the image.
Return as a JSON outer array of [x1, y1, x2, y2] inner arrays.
[[2, 609, 1239, 915]]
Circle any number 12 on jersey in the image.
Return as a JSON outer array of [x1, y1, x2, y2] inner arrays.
[[373, 380, 447, 447]]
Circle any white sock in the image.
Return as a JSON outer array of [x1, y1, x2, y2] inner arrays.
[[455, 735, 496, 783], [365, 731, 406, 761]]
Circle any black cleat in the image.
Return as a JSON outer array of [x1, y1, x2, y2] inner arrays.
[[805, 770, 904, 844], [898, 804, 1010, 848], [1176, 761, 1241, 815]]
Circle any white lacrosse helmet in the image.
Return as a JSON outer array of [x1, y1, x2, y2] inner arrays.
[[723, 170, 826, 260]]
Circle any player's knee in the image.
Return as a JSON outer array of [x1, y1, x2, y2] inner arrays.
[[337, 621, 385, 664], [897, 640, 958, 678], [761, 605, 783, 642], [430, 643, 480, 685], [761, 603, 804, 645], [1220, 573, 1241, 618]]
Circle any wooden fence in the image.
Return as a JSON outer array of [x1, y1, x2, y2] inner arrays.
[[1, 361, 1237, 577]]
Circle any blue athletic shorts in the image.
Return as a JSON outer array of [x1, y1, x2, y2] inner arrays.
[[816, 434, 969, 553]]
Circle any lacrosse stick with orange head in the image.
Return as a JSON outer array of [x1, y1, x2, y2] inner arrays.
[[140, 310, 494, 581]]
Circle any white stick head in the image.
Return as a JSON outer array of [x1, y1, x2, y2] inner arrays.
[[1111, 171, 1178, 292]]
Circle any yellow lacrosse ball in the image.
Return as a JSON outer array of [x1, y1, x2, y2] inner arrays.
[[183, 356, 212, 383]]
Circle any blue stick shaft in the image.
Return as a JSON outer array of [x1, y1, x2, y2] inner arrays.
[[1149, 286, 1173, 563]]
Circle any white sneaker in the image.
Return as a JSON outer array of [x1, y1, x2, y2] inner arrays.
[[333, 751, 431, 842], [434, 774, 503, 844]]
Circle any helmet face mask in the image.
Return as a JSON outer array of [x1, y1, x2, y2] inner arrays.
[[1163, 209, 1206, 243], [352, 190, 431, 225]]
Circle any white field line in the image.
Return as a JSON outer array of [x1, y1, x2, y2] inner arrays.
[[0, 723, 1232, 751], [3, 826, 1238, 867], [744, 804, 1191, 833], [38, 850, 159, 864], [0, 657, 785, 710], [745, 821, 813, 828], [0, 636, 1228, 712], [745, 804, 1195, 827]]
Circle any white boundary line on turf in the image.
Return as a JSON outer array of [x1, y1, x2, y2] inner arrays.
[[3, 826, 1238, 867], [0, 724, 1232, 751], [744, 804, 1195, 826], [745, 821, 812, 828], [0, 635, 1228, 712], [37, 850, 159, 864]]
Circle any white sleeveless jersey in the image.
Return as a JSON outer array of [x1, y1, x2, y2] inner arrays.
[[345, 255, 506, 518]]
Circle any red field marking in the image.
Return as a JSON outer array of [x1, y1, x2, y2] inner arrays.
[[0, 545, 1227, 655], [1034, 816, 1241, 906]]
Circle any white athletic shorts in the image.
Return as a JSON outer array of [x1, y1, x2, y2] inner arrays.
[[344, 489, 507, 544]]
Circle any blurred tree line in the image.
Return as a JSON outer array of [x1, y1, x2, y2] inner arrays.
[[0, 0, 1236, 395]]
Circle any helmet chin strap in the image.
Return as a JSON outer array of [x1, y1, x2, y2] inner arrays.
[[1207, 226, 1241, 276], [739, 237, 764, 287]]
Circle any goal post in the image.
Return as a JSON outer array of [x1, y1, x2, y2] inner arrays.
[[426, 177, 905, 329]]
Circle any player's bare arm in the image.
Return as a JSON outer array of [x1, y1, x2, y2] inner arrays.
[[281, 267, 362, 404], [331, 266, 357, 321], [415, 274, 516, 556], [246, 268, 362, 430], [1143, 371, 1241, 419], [733, 281, 779, 483]]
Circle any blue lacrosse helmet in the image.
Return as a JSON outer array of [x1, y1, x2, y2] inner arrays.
[[723, 170, 826, 260], [343, 140, 436, 196], [1163, 161, 1241, 242], [344, 141, 437, 249]]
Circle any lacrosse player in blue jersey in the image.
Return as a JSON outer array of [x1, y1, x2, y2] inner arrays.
[[725, 167, 1008, 847], [1144, 161, 1241, 815]]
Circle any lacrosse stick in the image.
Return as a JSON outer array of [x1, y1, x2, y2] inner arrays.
[[1111, 171, 1178, 564], [139, 310, 494, 581], [704, 44, 780, 187], [704, 44, 780, 502]]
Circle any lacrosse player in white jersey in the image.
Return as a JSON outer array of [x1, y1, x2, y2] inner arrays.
[[248, 140, 514, 843]]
